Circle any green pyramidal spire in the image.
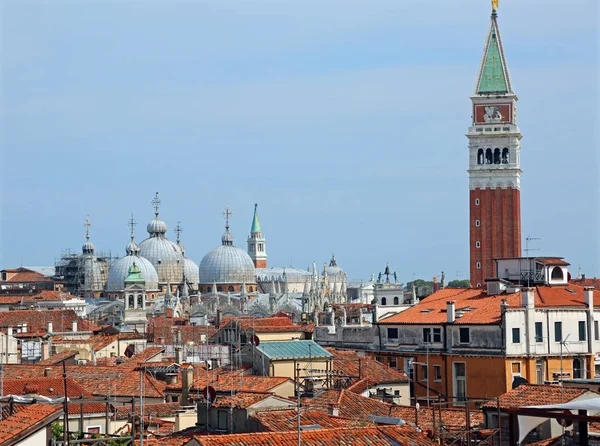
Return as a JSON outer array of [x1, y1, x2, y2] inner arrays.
[[251, 203, 262, 234], [125, 262, 145, 284], [476, 12, 512, 95]]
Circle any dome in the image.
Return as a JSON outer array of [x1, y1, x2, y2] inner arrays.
[[199, 245, 256, 284], [80, 254, 109, 293], [138, 236, 183, 283], [106, 254, 159, 291], [82, 241, 95, 254], [126, 241, 140, 255], [147, 218, 168, 235], [183, 257, 200, 285], [326, 254, 345, 278]]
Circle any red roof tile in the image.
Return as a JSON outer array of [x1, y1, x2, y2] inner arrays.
[[389, 405, 483, 430], [0, 268, 53, 283], [481, 384, 599, 410], [251, 408, 361, 431], [3, 377, 92, 398], [114, 402, 182, 420], [0, 404, 62, 445], [303, 389, 393, 421], [37, 350, 79, 365], [212, 392, 273, 409]]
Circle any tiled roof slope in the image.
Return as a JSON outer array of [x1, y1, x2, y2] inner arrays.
[[114, 402, 182, 420], [0, 404, 62, 445], [184, 375, 291, 394], [117, 347, 164, 369], [37, 350, 79, 365], [303, 389, 393, 421], [0, 268, 53, 283], [482, 384, 599, 409], [389, 405, 484, 430], [0, 309, 81, 333], [380, 285, 600, 325], [326, 348, 409, 387], [0, 290, 78, 306], [212, 392, 272, 409], [251, 408, 361, 431], [191, 426, 436, 445], [3, 377, 92, 398]]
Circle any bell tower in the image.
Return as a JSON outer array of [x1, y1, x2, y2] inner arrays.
[[247, 204, 267, 268], [468, 4, 522, 287]]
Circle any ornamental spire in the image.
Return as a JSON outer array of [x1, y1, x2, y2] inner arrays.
[[151, 192, 161, 218], [174, 221, 183, 245], [475, 5, 512, 95], [251, 203, 262, 234], [84, 215, 92, 241], [221, 204, 234, 246], [128, 214, 137, 242]]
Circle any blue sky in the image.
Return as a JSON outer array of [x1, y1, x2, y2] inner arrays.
[[1, 0, 598, 282]]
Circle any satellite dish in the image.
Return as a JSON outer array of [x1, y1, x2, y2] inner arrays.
[[202, 386, 216, 403], [249, 335, 260, 346], [557, 410, 573, 428], [512, 376, 529, 389]]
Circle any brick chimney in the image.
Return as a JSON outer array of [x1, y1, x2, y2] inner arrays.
[[522, 288, 535, 308], [41, 342, 50, 361], [47, 322, 53, 334], [327, 403, 339, 417], [180, 363, 194, 405]]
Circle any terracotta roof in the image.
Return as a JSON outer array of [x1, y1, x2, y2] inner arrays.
[[0, 309, 80, 333], [251, 408, 361, 431], [389, 405, 483, 430], [535, 258, 570, 266], [147, 317, 217, 344], [184, 374, 291, 395], [212, 392, 272, 409], [0, 404, 62, 445], [303, 389, 393, 421], [191, 426, 436, 445], [380, 285, 600, 325], [0, 268, 53, 283], [2, 377, 92, 398], [37, 350, 79, 365], [481, 384, 599, 410], [67, 402, 113, 415], [326, 348, 409, 389], [118, 347, 165, 369], [114, 402, 182, 420], [0, 365, 165, 398], [0, 290, 77, 306]]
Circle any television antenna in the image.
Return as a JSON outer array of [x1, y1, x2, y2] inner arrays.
[[524, 236, 541, 257]]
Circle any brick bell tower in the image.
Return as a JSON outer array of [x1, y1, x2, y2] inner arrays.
[[247, 203, 267, 269], [468, 4, 522, 287]]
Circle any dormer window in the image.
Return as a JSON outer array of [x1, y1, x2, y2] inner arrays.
[[551, 266, 564, 281]]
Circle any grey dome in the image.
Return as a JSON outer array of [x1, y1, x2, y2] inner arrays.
[[80, 255, 109, 293], [183, 257, 200, 285], [326, 255, 345, 278], [147, 218, 168, 235], [138, 236, 183, 283], [199, 245, 256, 284], [106, 255, 159, 291], [82, 241, 95, 254], [126, 241, 140, 255]]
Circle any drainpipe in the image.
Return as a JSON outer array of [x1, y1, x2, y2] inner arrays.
[[443, 323, 449, 400], [585, 287, 595, 378]]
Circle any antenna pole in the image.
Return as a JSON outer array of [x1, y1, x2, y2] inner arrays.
[[297, 363, 301, 446]]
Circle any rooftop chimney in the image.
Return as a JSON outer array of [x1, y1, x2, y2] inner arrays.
[[41, 342, 50, 361], [47, 322, 53, 334], [44, 367, 52, 377], [584, 286, 595, 309], [522, 288, 535, 308], [447, 301, 456, 324], [7, 327, 13, 337], [72, 321, 78, 332], [433, 276, 439, 293], [328, 403, 339, 417], [216, 309, 222, 328], [21, 323, 27, 333], [181, 363, 194, 405], [175, 347, 183, 364]]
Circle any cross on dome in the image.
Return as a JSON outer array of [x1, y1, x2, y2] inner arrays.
[[84, 215, 92, 241], [128, 214, 137, 241], [174, 221, 183, 244], [222, 204, 233, 229], [151, 192, 161, 217]]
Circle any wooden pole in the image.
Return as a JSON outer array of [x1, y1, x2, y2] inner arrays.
[[62, 360, 69, 446]]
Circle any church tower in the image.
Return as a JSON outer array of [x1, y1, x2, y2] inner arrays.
[[468, 4, 522, 287], [247, 204, 267, 268]]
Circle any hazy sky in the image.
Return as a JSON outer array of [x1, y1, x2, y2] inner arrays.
[[1, 0, 598, 283]]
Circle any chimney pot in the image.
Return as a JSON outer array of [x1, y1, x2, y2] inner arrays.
[[327, 403, 339, 417], [446, 301, 456, 323], [584, 286, 595, 308], [47, 322, 53, 334], [522, 288, 535, 308], [72, 321, 78, 332]]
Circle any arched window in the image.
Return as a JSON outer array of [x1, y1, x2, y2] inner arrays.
[[128, 295, 134, 309], [494, 148, 501, 164], [228, 286, 234, 292], [477, 149, 484, 165], [573, 358, 583, 379], [381, 297, 387, 306], [217, 286, 223, 292], [551, 266, 564, 281], [137, 295, 143, 307], [485, 149, 492, 164], [207, 287, 211, 293], [502, 148, 509, 164], [393, 296, 399, 305]]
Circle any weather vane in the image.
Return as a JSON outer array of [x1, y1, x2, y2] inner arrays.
[[492, 0, 498, 12], [128, 214, 136, 240], [84, 215, 92, 241], [151, 192, 161, 216]]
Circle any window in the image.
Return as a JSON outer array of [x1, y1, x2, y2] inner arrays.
[[595, 321, 599, 341], [502, 148, 509, 163], [459, 327, 470, 344], [228, 286, 234, 292], [554, 321, 563, 342], [394, 390, 400, 396], [535, 322, 543, 342], [573, 358, 584, 379], [493, 148, 501, 164], [381, 297, 387, 306], [207, 287, 211, 293], [536, 360, 544, 384], [485, 148, 492, 164], [579, 321, 586, 341], [453, 362, 467, 403], [551, 267, 564, 281], [423, 328, 441, 343], [475, 220, 481, 227], [434, 365, 442, 381], [421, 365, 428, 381], [512, 328, 520, 344], [476, 262, 481, 270], [387, 328, 398, 339], [475, 198, 480, 205], [476, 283, 482, 288], [477, 149, 484, 165], [476, 241, 481, 248], [218, 411, 228, 430], [217, 286, 223, 292], [389, 357, 397, 368], [393, 296, 399, 305], [511, 362, 521, 376]]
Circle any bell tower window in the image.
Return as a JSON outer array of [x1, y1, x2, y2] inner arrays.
[[485, 149, 492, 164], [477, 149, 484, 165], [502, 148, 509, 163], [494, 148, 501, 164]]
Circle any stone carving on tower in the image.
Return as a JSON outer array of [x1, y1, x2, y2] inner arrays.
[[467, 3, 522, 287]]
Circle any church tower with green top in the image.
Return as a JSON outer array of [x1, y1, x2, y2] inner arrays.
[[467, 3, 522, 288]]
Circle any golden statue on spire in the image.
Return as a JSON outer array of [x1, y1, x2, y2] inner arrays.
[[492, 0, 499, 11]]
